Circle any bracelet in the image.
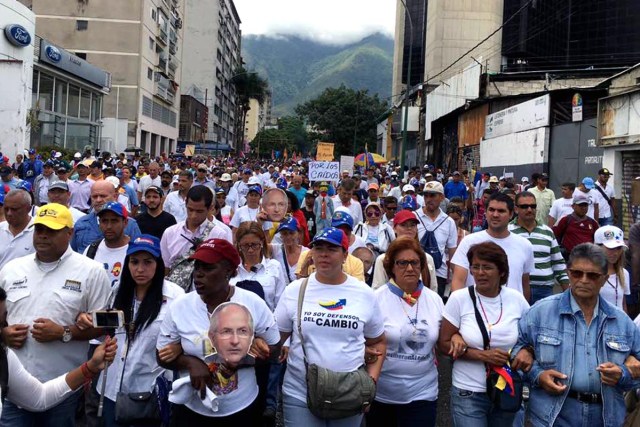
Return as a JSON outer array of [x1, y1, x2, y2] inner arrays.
[[81, 362, 98, 380]]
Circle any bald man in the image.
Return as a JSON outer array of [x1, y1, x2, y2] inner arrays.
[[71, 180, 141, 253]]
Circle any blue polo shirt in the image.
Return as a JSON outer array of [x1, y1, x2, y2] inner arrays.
[[444, 181, 468, 200]]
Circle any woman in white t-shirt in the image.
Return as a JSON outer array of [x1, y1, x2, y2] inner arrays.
[[156, 238, 280, 425], [229, 184, 262, 240], [368, 238, 443, 427], [270, 217, 309, 284], [215, 188, 234, 226], [594, 225, 630, 312], [353, 202, 395, 255], [275, 227, 387, 427], [438, 242, 529, 427]]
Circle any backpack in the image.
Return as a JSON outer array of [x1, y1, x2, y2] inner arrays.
[[417, 216, 447, 269], [86, 239, 103, 260], [166, 221, 215, 291]]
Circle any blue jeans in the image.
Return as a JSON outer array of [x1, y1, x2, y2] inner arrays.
[[450, 386, 516, 427], [266, 361, 284, 411], [367, 399, 437, 427], [282, 395, 363, 427], [554, 396, 604, 427], [598, 216, 614, 226], [0, 389, 81, 427], [530, 286, 554, 305]]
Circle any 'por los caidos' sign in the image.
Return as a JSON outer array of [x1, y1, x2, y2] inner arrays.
[[309, 162, 339, 182]]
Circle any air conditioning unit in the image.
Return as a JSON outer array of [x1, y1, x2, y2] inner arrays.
[[176, 18, 183, 29]]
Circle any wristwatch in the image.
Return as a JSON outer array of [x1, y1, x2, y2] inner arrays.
[[62, 326, 72, 343]]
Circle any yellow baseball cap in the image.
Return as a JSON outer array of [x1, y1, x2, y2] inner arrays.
[[32, 203, 74, 230]]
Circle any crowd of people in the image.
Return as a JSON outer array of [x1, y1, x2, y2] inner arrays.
[[0, 147, 639, 427]]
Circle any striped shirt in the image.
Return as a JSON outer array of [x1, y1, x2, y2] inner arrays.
[[508, 220, 569, 288]]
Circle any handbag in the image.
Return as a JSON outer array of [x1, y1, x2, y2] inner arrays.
[[114, 315, 161, 424], [469, 287, 523, 413], [296, 278, 376, 419]]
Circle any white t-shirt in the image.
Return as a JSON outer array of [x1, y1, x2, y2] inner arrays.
[[275, 274, 386, 403], [595, 181, 615, 219], [451, 231, 534, 294], [229, 205, 259, 228], [600, 270, 630, 310], [157, 288, 279, 417], [348, 234, 367, 254], [230, 258, 287, 312], [549, 197, 574, 225], [83, 240, 128, 287], [416, 209, 458, 279], [271, 244, 309, 283], [138, 175, 162, 203], [374, 284, 443, 404], [443, 286, 529, 392]]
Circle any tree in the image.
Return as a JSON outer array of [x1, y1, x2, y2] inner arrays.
[[295, 85, 388, 157], [231, 66, 269, 149], [251, 116, 309, 158]]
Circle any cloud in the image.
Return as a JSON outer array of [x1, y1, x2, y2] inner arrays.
[[233, 0, 396, 45]]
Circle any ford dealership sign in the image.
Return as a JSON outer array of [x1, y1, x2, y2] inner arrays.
[[4, 24, 31, 48]]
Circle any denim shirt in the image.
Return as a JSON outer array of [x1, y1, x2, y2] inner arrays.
[[514, 289, 640, 427], [71, 211, 142, 253]]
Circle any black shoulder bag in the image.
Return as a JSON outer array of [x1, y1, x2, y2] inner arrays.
[[469, 287, 523, 413]]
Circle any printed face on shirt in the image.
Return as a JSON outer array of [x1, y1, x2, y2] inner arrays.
[[186, 198, 209, 228], [128, 251, 157, 287], [209, 304, 254, 369], [261, 189, 287, 223]]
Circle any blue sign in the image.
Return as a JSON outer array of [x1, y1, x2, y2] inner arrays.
[[4, 24, 31, 48], [45, 45, 62, 63]]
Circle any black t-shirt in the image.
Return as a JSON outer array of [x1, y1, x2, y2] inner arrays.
[[135, 211, 177, 239], [302, 206, 316, 238]]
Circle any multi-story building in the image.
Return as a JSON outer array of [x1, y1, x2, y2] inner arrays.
[[21, 0, 185, 156], [243, 91, 271, 145], [181, 0, 241, 151]]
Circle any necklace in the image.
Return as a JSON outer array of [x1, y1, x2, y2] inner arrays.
[[398, 295, 420, 329], [607, 276, 618, 306], [476, 290, 503, 343]]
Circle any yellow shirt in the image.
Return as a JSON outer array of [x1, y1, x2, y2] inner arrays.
[[295, 250, 365, 282]]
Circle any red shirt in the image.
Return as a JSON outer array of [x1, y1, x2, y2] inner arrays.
[[553, 214, 599, 252]]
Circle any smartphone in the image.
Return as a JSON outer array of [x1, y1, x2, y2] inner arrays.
[[92, 310, 125, 328]]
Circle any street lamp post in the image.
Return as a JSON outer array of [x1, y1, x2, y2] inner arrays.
[[399, 0, 413, 173]]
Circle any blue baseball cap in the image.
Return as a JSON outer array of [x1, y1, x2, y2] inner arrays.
[[18, 181, 32, 192], [247, 184, 262, 195], [243, 168, 252, 174], [400, 195, 417, 211], [97, 201, 128, 219], [582, 177, 595, 190], [214, 187, 225, 195], [331, 210, 354, 230], [127, 235, 161, 258], [311, 227, 348, 252], [28, 149, 36, 155], [277, 217, 299, 233]]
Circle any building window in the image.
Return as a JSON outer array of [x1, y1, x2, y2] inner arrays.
[[147, 68, 153, 80], [76, 20, 88, 31], [151, 8, 156, 21], [149, 37, 154, 50]]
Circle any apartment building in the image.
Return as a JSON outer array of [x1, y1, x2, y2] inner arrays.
[[181, 0, 242, 151], [243, 91, 272, 144], [21, 0, 185, 156]]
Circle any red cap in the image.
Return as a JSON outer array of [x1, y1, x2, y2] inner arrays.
[[189, 239, 241, 268], [393, 210, 418, 225]]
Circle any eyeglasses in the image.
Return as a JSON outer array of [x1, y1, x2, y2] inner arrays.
[[366, 210, 381, 218], [395, 259, 420, 269], [517, 204, 537, 210], [216, 328, 252, 340], [568, 269, 603, 281], [239, 243, 262, 251], [470, 264, 497, 273]]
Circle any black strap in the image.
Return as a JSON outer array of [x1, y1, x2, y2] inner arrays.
[[281, 246, 292, 283], [0, 348, 8, 402], [86, 239, 103, 260], [296, 278, 310, 364], [417, 214, 448, 233], [594, 184, 611, 204], [469, 287, 490, 350]]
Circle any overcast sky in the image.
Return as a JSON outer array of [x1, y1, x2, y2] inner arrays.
[[233, 0, 396, 45]]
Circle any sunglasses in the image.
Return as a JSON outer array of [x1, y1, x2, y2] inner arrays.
[[198, 169, 207, 172], [395, 259, 420, 268], [517, 204, 537, 210], [568, 269, 603, 281], [385, 206, 397, 210], [56, 171, 67, 174], [366, 210, 381, 218]]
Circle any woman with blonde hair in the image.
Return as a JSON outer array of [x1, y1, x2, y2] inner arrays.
[[594, 225, 630, 312]]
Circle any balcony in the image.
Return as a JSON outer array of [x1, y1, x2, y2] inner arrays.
[[158, 55, 168, 74], [169, 41, 177, 54], [155, 82, 176, 104], [157, 23, 168, 45], [168, 57, 177, 72]]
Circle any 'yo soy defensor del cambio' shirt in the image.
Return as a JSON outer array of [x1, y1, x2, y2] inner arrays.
[[275, 274, 385, 403]]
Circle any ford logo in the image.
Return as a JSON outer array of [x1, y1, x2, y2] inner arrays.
[[45, 45, 62, 63], [4, 24, 31, 48]]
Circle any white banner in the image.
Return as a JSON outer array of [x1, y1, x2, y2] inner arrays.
[[485, 94, 550, 140], [340, 156, 355, 176], [309, 161, 340, 182]]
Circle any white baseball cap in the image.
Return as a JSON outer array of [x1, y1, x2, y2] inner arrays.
[[594, 225, 627, 249], [402, 184, 416, 193]]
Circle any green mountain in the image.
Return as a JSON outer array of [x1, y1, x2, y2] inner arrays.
[[241, 33, 393, 116]]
